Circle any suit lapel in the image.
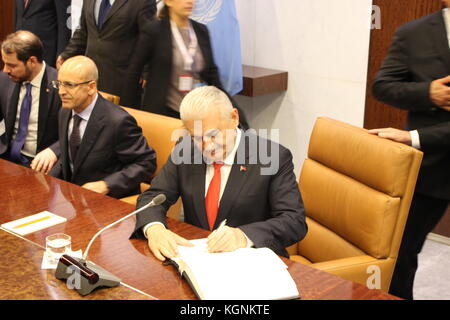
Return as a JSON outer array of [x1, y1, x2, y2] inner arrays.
[[23, 0, 34, 17], [5, 83, 20, 141], [191, 20, 210, 67], [60, 109, 72, 181], [72, 98, 106, 176], [101, 0, 128, 29], [189, 144, 209, 229], [430, 11, 450, 74], [89, 0, 97, 30], [214, 134, 249, 229], [37, 67, 51, 151]]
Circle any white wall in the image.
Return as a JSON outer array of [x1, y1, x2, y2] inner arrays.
[[235, 0, 373, 175]]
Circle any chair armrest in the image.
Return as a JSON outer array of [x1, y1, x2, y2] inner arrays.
[[311, 255, 394, 292]]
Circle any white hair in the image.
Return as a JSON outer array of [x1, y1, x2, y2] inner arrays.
[[179, 86, 233, 121]]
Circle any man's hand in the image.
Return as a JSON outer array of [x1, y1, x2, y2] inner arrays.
[[146, 224, 193, 261], [31, 148, 57, 174], [368, 128, 412, 145], [81, 180, 110, 195], [430, 75, 450, 108], [207, 226, 247, 253], [56, 56, 65, 70]]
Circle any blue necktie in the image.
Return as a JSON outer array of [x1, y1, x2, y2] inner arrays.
[[10, 83, 32, 164], [97, 0, 112, 30]]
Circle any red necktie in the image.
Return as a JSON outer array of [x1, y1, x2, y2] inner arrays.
[[24, 0, 29, 8], [205, 162, 224, 230]]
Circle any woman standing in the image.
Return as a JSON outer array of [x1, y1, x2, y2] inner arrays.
[[123, 0, 248, 128]]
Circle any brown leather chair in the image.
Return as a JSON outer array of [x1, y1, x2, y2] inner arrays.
[[120, 107, 184, 220], [98, 90, 120, 105], [287, 117, 423, 292], [97, 90, 183, 218]]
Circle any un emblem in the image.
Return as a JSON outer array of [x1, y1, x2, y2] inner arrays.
[[191, 0, 223, 24]]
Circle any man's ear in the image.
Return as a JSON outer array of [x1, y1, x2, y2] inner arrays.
[[88, 81, 97, 95], [231, 108, 240, 126]]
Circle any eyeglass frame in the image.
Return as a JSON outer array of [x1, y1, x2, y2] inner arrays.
[[51, 80, 95, 90]]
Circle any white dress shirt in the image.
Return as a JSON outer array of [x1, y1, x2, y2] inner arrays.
[[12, 61, 46, 157]]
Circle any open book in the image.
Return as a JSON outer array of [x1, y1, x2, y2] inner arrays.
[[168, 239, 300, 300]]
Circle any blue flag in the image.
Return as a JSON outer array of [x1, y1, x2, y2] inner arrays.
[[191, 0, 243, 96]]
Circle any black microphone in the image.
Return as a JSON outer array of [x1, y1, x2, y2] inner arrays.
[[55, 194, 166, 296]]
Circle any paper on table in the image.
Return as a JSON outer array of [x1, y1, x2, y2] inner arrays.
[[1, 211, 67, 236]]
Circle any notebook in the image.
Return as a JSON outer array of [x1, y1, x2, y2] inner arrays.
[[1, 211, 67, 236], [168, 239, 300, 300]]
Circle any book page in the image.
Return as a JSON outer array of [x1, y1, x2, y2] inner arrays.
[[173, 239, 300, 300]]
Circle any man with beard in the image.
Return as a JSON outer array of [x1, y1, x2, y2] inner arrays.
[[0, 30, 60, 166]]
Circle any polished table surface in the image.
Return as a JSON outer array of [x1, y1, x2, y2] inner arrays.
[[0, 159, 399, 300]]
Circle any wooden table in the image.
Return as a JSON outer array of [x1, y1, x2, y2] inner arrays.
[[0, 159, 399, 300]]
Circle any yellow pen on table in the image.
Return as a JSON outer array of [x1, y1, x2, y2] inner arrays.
[[13, 215, 51, 229]]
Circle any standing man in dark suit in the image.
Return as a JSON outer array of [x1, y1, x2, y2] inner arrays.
[[131, 86, 307, 261], [14, 0, 71, 67], [372, 0, 450, 300], [57, 0, 157, 101], [0, 30, 60, 166], [33, 56, 157, 199]]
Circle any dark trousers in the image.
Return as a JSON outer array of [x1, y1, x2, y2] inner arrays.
[[389, 192, 449, 300]]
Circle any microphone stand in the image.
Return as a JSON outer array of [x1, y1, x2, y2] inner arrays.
[[54, 194, 166, 296]]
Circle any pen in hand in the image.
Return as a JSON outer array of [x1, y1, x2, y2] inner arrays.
[[207, 219, 227, 240]]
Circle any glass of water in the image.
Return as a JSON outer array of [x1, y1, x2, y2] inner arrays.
[[46, 233, 71, 265]]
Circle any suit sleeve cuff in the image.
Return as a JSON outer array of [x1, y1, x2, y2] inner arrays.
[[143, 222, 166, 239], [410, 130, 421, 149], [240, 229, 254, 248]]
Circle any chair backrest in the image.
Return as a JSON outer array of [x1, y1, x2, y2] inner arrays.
[[98, 91, 120, 105], [122, 107, 184, 178], [296, 117, 422, 265]]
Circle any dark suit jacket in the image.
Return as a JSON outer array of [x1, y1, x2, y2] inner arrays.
[[122, 17, 222, 114], [417, 121, 450, 152], [372, 10, 450, 200], [60, 0, 156, 100], [0, 65, 60, 157], [49, 95, 156, 199], [15, 0, 71, 67], [131, 132, 308, 257]]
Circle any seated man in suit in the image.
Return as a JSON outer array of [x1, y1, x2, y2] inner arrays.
[[32, 56, 156, 199], [0, 30, 60, 166], [131, 86, 307, 261]]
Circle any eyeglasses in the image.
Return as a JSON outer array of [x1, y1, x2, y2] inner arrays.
[[51, 80, 94, 90]]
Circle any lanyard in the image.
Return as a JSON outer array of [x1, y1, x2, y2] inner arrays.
[[170, 19, 198, 71]]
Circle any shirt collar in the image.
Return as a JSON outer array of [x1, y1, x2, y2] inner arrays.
[[222, 128, 242, 165], [27, 61, 46, 89], [72, 93, 98, 121]]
